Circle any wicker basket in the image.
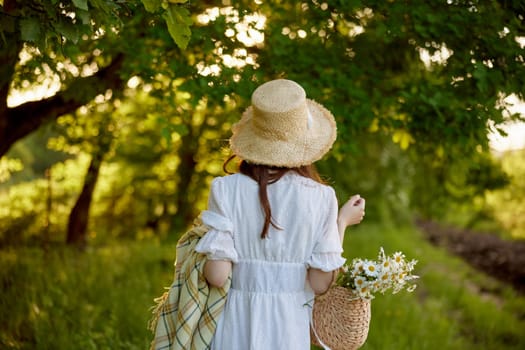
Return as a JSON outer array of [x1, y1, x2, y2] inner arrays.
[[311, 286, 371, 350]]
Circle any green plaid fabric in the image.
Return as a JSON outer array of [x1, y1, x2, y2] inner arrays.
[[149, 218, 231, 350]]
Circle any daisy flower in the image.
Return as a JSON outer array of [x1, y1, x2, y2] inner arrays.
[[381, 258, 393, 271], [354, 276, 367, 289], [335, 247, 419, 300], [362, 260, 379, 277], [392, 252, 405, 265]]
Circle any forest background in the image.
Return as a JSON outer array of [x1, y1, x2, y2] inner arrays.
[[1, 0, 525, 349]]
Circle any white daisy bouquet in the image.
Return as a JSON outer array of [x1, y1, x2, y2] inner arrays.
[[336, 247, 419, 300]]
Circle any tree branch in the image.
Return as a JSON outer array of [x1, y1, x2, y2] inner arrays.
[[0, 54, 125, 157]]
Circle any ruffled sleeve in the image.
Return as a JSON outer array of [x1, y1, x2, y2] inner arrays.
[[195, 178, 239, 263], [306, 187, 346, 271]]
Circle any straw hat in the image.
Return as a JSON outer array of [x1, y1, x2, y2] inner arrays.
[[230, 79, 337, 167]]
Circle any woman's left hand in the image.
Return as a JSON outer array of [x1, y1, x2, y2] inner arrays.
[[338, 194, 366, 228]]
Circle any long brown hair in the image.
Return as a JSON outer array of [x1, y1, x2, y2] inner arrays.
[[223, 155, 325, 239]]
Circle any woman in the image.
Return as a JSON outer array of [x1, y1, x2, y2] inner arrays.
[[195, 79, 365, 349]]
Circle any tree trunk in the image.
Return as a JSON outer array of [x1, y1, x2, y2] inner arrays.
[[173, 133, 198, 233], [66, 150, 105, 247], [0, 31, 22, 141], [174, 150, 198, 230]]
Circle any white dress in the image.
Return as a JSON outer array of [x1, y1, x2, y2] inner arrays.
[[195, 172, 345, 350]]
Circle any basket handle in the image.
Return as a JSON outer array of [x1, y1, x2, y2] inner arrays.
[[310, 317, 332, 350]]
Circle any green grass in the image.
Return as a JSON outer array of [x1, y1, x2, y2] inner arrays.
[[1, 223, 525, 349], [0, 242, 177, 350], [337, 224, 525, 350]]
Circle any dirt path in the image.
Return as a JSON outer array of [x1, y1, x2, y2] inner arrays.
[[416, 220, 525, 294]]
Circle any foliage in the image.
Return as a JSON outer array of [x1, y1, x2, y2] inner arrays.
[[318, 132, 414, 225], [245, 0, 523, 220], [1, 123, 71, 185], [0, 85, 236, 245], [485, 149, 525, 239], [5, 0, 524, 152], [409, 146, 510, 219], [1, 0, 190, 53], [2, 0, 524, 243], [0, 155, 88, 246], [0, 157, 23, 183]]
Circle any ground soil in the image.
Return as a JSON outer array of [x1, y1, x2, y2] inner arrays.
[[416, 219, 525, 295]]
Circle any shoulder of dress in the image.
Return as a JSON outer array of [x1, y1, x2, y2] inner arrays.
[[213, 173, 256, 189], [282, 173, 335, 192]]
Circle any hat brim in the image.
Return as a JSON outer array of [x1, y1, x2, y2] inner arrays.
[[230, 99, 337, 167]]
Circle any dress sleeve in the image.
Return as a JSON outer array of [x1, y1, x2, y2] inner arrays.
[[306, 187, 346, 272], [195, 178, 239, 263]]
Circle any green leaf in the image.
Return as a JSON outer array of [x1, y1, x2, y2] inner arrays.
[[141, 0, 162, 12], [473, 65, 488, 93], [72, 0, 89, 11], [54, 18, 80, 44], [171, 124, 188, 136], [162, 5, 192, 50], [20, 18, 41, 42], [160, 127, 172, 147], [90, 0, 118, 14], [77, 10, 91, 25]]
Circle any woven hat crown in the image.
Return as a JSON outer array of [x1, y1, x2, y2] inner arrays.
[[251, 79, 312, 141], [230, 79, 336, 167]]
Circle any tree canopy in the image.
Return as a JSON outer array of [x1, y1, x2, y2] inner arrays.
[[1, 0, 524, 243]]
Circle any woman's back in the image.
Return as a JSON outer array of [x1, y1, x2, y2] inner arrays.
[[219, 172, 339, 262], [196, 172, 345, 349]]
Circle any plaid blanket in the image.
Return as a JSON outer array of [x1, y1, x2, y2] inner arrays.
[[149, 218, 231, 350]]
